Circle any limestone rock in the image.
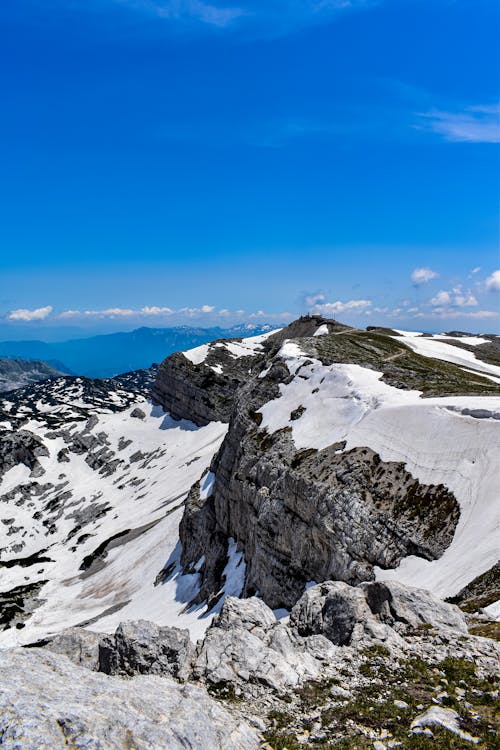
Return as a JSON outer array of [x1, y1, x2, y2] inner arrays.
[[194, 596, 331, 690], [290, 581, 373, 646], [363, 580, 468, 633], [99, 619, 195, 681], [43, 627, 103, 670], [0, 647, 260, 750]]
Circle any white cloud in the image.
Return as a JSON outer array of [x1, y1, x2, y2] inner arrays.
[[430, 287, 478, 309], [312, 299, 372, 316], [486, 270, 500, 292], [7, 305, 53, 321], [411, 267, 439, 285], [454, 291, 478, 307], [304, 292, 326, 307], [471, 266, 481, 275], [105, 0, 372, 34], [430, 290, 451, 307], [140, 306, 173, 315], [416, 103, 500, 143], [423, 309, 497, 320], [84, 307, 136, 317]]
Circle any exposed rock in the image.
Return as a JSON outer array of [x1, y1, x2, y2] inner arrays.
[[363, 580, 468, 633], [410, 706, 479, 743], [0, 647, 260, 750], [0, 357, 64, 394], [290, 581, 375, 645], [99, 619, 195, 681], [194, 596, 335, 691], [130, 407, 146, 419], [44, 627, 103, 670], [0, 429, 49, 478], [181, 398, 459, 610]]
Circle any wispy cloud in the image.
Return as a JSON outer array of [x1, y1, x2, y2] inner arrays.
[[411, 267, 439, 285], [4, 304, 293, 325], [99, 0, 376, 34], [416, 103, 500, 143], [113, 0, 245, 27]]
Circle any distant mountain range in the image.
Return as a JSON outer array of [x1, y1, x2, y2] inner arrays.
[[0, 358, 68, 394], [0, 324, 275, 379]]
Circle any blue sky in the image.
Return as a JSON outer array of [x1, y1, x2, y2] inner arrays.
[[0, 0, 499, 338]]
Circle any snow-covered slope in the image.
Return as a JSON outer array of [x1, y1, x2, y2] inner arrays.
[[0, 372, 231, 647], [1, 319, 499, 651], [391, 329, 500, 383], [258, 341, 500, 610]]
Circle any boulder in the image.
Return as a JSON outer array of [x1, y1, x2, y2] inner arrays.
[[43, 627, 103, 670], [99, 620, 195, 681], [363, 580, 468, 633], [0, 647, 259, 750], [290, 581, 374, 645]]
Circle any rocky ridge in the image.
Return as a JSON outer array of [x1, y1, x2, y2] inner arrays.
[[1, 316, 499, 748], [151, 316, 500, 613]]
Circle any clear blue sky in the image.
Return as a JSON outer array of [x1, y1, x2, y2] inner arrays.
[[1, 0, 499, 338]]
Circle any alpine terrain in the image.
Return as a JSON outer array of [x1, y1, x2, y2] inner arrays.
[[0, 316, 499, 749]]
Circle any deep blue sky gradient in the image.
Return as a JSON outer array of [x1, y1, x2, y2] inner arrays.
[[1, 0, 499, 336]]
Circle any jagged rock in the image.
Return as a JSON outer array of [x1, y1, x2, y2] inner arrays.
[[0, 647, 260, 750], [44, 627, 103, 670], [194, 596, 333, 690], [363, 580, 468, 633], [0, 429, 49, 478], [290, 580, 468, 648], [215, 595, 277, 634], [410, 706, 479, 743], [194, 597, 335, 691], [99, 619, 195, 681], [290, 581, 374, 646], [173, 318, 461, 611], [130, 407, 146, 419]]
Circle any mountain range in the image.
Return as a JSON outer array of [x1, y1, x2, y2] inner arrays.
[[0, 324, 274, 380], [0, 317, 498, 748]]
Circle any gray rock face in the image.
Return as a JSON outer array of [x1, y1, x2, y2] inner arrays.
[[0, 429, 49, 478], [99, 619, 195, 681], [44, 627, 103, 670], [151, 348, 264, 426], [362, 580, 468, 633], [291, 580, 468, 646], [157, 316, 461, 612], [0, 647, 260, 750], [151, 316, 341, 426], [291, 581, 374, 645], [194, 596, 337, 690], [179, 381, 459, 610], [0, 357, 64, 394]]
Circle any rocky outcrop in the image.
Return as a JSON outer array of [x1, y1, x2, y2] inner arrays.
[[194, 596, 337, 691], [151, 316, 350, 426], [179, 378, 459, 610], [0, 429, 49, 478], [18, 580, 497, 748], [150, 316, 466, 611], [0, 357, 64, 394], [0, 647, 260, 750], [99, 619, 194, 681]]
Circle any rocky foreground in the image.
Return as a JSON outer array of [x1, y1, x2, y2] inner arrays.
[[1, 579, 499, 749]]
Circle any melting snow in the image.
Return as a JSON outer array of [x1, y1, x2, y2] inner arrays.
[[257, 341, 500, 607]]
